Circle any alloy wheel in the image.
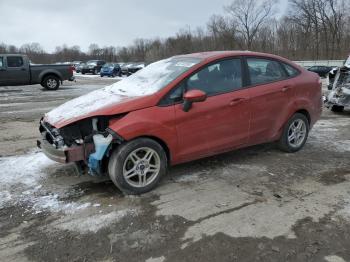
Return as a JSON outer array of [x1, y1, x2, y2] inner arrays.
[[122, 147, 161, 188], [287, 119, 307, 148]]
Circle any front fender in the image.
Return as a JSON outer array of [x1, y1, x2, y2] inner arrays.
[[108, 106, 179, 163]]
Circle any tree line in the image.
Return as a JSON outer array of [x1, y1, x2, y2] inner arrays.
[[1, 0, 349, 64]]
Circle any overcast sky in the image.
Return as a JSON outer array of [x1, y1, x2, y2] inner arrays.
[[0, 0, 288, 53]]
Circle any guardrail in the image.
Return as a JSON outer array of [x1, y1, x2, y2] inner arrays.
[[294, 60, 345, 67]]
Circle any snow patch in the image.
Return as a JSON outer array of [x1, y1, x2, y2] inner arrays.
[[309, 119, 350, 152], [52, 209, 136, 233], [325, 255, 346, 262], [0, 151, 89, 214]]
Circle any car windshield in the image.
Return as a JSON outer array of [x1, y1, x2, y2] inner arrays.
[[104, 57, 202, 97], [87, 61, 97, 65]]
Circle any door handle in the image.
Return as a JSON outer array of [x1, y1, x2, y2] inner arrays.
[[282, 86, 291, 92], [21, 68, 26, 71], [229, 98, 247, 106]]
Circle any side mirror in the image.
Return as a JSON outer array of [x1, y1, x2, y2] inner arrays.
[[183, 89, 207, 112]]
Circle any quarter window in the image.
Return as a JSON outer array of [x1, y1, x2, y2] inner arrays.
[[7, 56, 24, 67], [283, 63, 300, 77], [186, 58, 242, 96], [247, 58, 287, 85], [0, 57, 3, 68]]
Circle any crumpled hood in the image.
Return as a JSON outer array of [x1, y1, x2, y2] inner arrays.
[[44, 86, 157, 128]]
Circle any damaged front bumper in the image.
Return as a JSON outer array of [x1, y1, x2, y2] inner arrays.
[[37, 138, 94, 164], [38, 118, 125, 176], [326, 86, 350, 107], [37, 119, 95, 164]]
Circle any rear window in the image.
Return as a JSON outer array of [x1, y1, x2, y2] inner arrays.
[[247, 58, 287, 85], [7, 56, 24, 67]]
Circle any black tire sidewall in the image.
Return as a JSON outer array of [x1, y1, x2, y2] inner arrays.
[[108, 138, 168, 195], [279, 113, 309, 153]]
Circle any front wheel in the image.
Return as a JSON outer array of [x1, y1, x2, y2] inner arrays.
[[108, 138, 168, 195], [42, 75, 60, 90], [278, 113, 309, 153]]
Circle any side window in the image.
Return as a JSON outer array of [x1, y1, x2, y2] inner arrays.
[[7, 56, 24, 68], [0, 57, 3, 68], [283, 63, 300, 77], [247, 58, 287, 85], [186, 58, 242, 96]]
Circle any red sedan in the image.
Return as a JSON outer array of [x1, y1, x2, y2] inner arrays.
[[38, 51, 322, 194]]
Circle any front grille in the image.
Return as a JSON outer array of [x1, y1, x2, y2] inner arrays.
[[40, 121, 65, 148]]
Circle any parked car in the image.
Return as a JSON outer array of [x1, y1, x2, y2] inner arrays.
[[307, 65, 333, 77], [75, 62, 86, 73], [121, 62, 134, 76], [72, 61, 83, 71], [81, 60, 106, 75], [127, 62, 145, 75], [100, 63, 122, 77], [38, 51, 322, 194], [0, 54, 74, 90]]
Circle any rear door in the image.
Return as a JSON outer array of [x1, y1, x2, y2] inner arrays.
[[172, 58, 251, 162], [6, 56, 29, 85], [245, 57, 294, 145]]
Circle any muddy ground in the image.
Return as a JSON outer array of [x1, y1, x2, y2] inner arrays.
[[0, 75, 350, 262]]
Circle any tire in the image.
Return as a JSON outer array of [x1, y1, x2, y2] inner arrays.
[[331, 105, 344, 112], [42, 75, 60, 90], [278, 113, 309, 153], [108, 138, 168, 195], [82, 72, 85, 75]]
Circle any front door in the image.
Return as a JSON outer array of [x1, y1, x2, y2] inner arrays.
[[173, 58, 251, 162], [6, 56, 29, 85]]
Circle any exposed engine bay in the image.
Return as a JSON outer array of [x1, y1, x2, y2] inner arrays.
[[38, 116, 124, 176]]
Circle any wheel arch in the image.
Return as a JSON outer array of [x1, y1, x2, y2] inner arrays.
[[41, 72, 61, 84], [132, 136, 171, 165], [295, 109, 311, 125], [110, 135, 171, 166]]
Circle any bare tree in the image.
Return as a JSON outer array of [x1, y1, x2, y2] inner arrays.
[[225, 0, 277, 49]]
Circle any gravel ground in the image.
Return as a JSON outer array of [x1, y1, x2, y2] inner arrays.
[[0, 76, 349, 262]]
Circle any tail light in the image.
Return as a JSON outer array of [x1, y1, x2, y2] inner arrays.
[[69, 66, 74, 74]]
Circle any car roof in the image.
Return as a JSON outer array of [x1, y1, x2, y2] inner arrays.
[[174, 51, 302, 70], [175, 51, 286, 61]]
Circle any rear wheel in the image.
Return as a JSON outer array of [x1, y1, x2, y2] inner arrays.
[[278, 113, 309, 153], [331, 105, 344, 112], [42, 75, 60, 90], [108, 138, 167, 195]]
